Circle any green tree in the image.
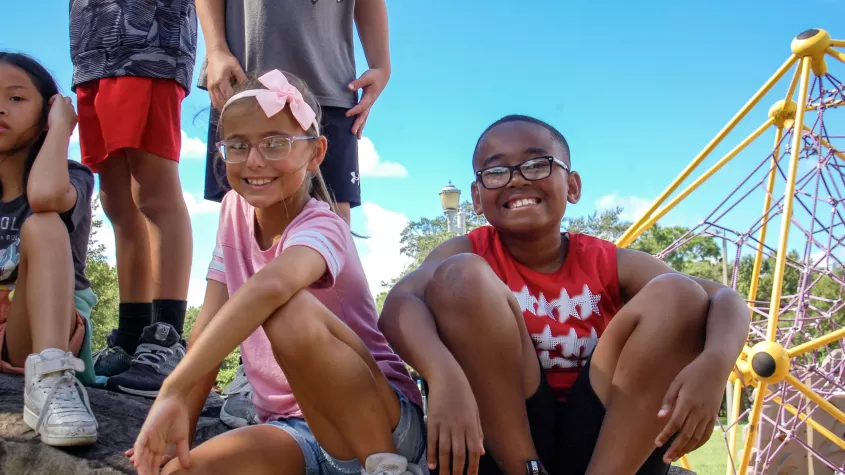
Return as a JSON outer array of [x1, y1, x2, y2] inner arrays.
[[386, 201, 487, 287], [86, 199, 119, 351]]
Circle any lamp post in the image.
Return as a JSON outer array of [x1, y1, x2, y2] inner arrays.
[[440, 180, 467, 235]]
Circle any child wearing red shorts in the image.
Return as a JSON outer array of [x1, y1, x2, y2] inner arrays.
[[69, 0, 198, 396]]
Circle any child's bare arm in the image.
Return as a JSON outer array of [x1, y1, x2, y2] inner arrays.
[[379, 236, 472, 384], [617, 247, 750, 370], [162, 246, 328, 395], [354, 0, 390, 73], [27, 96, 76, 213]]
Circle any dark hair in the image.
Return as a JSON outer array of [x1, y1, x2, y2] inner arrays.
[[0, 52, 60, 195], [215, 71, 341, 215], [473, 114, 571, 167]]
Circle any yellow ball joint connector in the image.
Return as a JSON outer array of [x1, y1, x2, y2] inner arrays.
[[791, 28, 832, 76], [749, 341, 791, 384]]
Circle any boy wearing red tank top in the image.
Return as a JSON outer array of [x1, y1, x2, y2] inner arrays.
[[379, 116, 751, 475]]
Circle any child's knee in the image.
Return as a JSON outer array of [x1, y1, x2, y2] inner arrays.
[[263, 290, 331, 357], [20, 212, 68, 244], [425, 253, 496, 312], [640, 273, 710, 339]]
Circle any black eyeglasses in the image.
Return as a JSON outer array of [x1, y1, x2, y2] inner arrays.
[[475, 156, 569, 190]]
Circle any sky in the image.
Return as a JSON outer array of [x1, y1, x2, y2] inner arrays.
[[2, 0, 845, 305]]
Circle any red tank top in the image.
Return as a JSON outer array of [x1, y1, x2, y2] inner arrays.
[[467, 226, 623, 400]]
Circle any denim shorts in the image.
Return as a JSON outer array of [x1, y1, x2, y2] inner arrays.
[[267, 387, 428, 475]]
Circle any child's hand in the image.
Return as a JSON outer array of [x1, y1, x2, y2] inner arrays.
[[206, 50, 248, 110], [132, 392, 193, 475], [654, 355, 727, 462], [346, 67, 390, 139], [426, 373, 485, 475], [46, 94, 77, 136]]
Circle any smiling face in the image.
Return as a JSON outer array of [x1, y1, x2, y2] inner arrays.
[[219, 98, 327, 210], [0, 63, 43, 156], [471, 120, 581, 235]]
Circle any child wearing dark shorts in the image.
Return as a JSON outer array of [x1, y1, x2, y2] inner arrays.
[[197, 0, 392, 224], [379, 115, 751, 475]]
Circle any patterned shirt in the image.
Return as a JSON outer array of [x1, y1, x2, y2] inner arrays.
[[70, 0, 198, 93], [467, 226, 623, 400]]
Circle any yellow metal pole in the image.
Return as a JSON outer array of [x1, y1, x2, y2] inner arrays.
[[765, 57, 812, 342], [826, 47, 845, 65], [768, 391, 845, 451], [737, 385, 767, 475], [785, 373, 845, 425], [725, 378, 743, 475], [738, 57, 813, 475], [831, 40, 845, 47], [746, 126, 784, 313], [619, 118, 774, 247], [679, 456, 691, 470], [615, 55, 798, 247], [788, 326, 845, 358], [784, 62, 802, 102]]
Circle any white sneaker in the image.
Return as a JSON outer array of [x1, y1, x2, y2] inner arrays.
[[23, 348, 98, 446], [364, 453, 428, 475]]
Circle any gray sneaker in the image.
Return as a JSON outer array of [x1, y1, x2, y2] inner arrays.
[[105, 323, 186, 398], [220, 365, 258, 428]]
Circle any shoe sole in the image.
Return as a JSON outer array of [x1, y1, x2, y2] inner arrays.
[[116, 385, 160, 398], [23, 405, 97, 446]]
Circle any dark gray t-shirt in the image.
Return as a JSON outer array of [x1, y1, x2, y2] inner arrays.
[[197, 0, 358, 109], [0, 161, 95, 290]]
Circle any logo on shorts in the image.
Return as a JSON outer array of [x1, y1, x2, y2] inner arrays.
[[350, 172, 360, 185]]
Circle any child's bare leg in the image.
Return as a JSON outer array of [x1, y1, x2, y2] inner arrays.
[[584, 273, 708, 474], [262, 290, 401, 462], [424, 254, 541, 475], [161, 426, 305, 475], [4, 212, 76, 365], [98, 155, 154, 303], [126, 150, 192, 323]]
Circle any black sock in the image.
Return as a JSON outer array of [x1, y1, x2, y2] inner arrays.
[[153, 299, 187, 335], [116, 302, 152, 354]]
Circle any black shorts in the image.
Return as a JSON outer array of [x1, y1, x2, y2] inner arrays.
[[437, 358, 672, 475], [204, 106, 361, 207]]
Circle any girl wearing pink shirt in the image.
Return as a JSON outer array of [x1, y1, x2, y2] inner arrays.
[[129, 70, 426, 475]]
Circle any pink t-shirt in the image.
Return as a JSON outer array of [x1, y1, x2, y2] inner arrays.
[[207, 192, 422, 422]]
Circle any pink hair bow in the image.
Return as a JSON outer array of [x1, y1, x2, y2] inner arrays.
[[222, 69, 319, 133]]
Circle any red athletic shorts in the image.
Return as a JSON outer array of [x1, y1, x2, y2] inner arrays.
[[75, 77, 186, 173]]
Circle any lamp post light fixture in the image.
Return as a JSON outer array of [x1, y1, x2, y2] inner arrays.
[[440, 180, 467, 235]]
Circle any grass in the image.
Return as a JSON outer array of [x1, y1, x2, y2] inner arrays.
[[684, 427, 745, 475]]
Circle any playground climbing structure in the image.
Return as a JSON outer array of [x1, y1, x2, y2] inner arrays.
[[616, 29, 845, 474]]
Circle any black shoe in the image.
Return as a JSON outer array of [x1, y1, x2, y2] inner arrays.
[[105, 323, 186, 398]]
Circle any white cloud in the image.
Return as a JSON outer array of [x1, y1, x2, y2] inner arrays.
[[356, 202, 413, 296], [183, 192, 221, 215], [358, 137, 407, 178], [70, 125, 79, 144], [595, 193, 653, 221], [181, 130, 207, 159]]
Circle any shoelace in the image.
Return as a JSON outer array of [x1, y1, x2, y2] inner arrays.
[[132, 343, 174, 369], [92, 345, 120, 364], [35, 371, 97, 433]]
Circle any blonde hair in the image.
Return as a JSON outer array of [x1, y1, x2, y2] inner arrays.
[[216, 71, 342, 216]]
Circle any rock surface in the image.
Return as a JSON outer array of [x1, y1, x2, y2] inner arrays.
[[0, 372, 697, 474], [0, 372, 228, 474]]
